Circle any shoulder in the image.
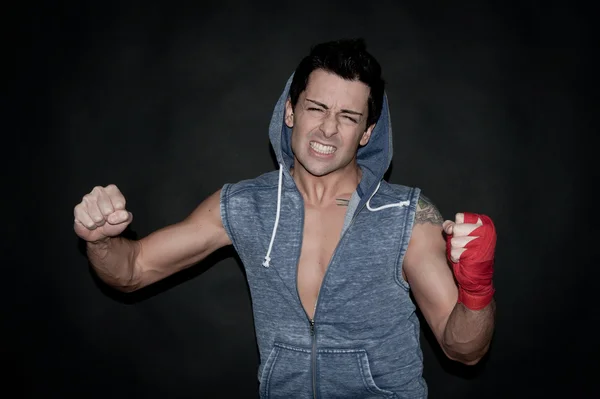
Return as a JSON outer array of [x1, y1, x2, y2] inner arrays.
[[403, 192, 446, 270], [414, 193, 444, 226], [377, 181, 420, 202], [221, 170, 280, 199], [374, 182, 442, 225]]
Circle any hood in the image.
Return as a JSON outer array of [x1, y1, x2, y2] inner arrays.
[[261, 73, 400, 268], [268, 73, 393, 211]]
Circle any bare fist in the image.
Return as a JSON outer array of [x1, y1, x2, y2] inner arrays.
[[73, 184, 133, 243]]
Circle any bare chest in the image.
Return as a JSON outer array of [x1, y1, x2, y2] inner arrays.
[[297, 203, 348, 319]]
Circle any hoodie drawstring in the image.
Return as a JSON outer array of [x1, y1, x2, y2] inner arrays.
[[263, 163, 284, 267], [263, 176, 408, 267], [366, 181, 410, 211]]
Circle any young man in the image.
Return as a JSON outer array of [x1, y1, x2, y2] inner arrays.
[[74, 38, 496, 398]]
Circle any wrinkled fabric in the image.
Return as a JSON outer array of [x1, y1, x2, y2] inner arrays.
[[220, 74, 427, 398]]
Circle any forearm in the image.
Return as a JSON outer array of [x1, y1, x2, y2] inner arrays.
[[442, 298, 496, 365], [86, 237, 141, 292]]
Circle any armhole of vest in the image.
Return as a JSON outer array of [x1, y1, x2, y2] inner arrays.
[[220, 183, 239, 249], [394, 186, 421, 291]]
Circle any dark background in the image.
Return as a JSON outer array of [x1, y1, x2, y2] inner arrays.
[[5, 1, 596, 398]]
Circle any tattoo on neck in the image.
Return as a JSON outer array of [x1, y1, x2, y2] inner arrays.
[[336, 198, 350, 206]]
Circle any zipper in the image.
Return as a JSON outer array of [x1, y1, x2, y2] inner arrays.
[[293, 201, 318, 397], [310, 319, 316, 398], [306, 203, 367, 399], [298, 198, 368, 399]]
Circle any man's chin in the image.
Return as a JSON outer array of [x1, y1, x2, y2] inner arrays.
[[293, 164, 335, 178], [294, 155, 356, 178], [305, 163, 346, 178]]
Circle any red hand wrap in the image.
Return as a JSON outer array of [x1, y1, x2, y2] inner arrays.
[[446, 212, 496, 310]]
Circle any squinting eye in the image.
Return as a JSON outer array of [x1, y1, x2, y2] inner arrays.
[[308, 107, 323, 112], [344, 116, 358, 123]]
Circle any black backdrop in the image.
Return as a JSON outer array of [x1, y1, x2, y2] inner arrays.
[[5, 1, 596, 398]]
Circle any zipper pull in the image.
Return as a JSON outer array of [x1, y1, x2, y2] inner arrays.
[[309, 319, 315, 336]]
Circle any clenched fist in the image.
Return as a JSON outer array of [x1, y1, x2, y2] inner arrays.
[[443, 213, 488, 263], [442, 212, 496, 310], [73, 184, 133, 243]]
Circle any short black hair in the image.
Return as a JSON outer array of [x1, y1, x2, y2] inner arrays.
[[289, 38, 385, 127]]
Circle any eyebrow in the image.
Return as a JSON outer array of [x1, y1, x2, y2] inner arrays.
[[305, 98, 363, 116]]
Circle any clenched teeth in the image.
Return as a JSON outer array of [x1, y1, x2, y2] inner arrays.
[[310, 141, 336, 154]]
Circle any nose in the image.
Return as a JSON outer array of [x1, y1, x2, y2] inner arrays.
[[320, 111, 338, 138]]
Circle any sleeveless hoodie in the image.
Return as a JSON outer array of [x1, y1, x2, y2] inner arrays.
[[220, 74, 427, 398]]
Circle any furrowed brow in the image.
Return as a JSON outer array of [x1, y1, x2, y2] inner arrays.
[[306, 98, 362, 116]]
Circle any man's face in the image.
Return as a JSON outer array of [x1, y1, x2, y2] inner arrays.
[[285, 69, 375, 177]]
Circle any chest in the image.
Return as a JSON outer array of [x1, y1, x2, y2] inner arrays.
[[300, 203, 348, 271]]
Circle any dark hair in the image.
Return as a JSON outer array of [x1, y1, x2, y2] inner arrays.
[[289, 38, 385, 127]]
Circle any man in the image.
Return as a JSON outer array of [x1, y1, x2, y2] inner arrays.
[[74, 38, 496, 398]]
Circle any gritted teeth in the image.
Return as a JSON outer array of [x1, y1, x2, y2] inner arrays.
[[310, 141, 336, 154]]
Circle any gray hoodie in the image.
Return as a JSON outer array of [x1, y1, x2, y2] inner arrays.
[[220, 74, 427, 398]]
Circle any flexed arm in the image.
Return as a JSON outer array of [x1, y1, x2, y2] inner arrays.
[[403, 195, 496, 365], [74, 185, 231, 292]]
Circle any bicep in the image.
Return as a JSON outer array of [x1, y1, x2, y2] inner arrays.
[[403, 197, 458, 344], [135, 189, 232, 286]]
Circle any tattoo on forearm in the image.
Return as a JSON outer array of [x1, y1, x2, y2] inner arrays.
[[415, 195, 443, 225], [336, 198, 349, 206]]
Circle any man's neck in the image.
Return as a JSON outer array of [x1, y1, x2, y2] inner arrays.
[[291, 162, 362, 207]]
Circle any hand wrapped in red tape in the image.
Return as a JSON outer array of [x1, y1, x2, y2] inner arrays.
[[443, 212, 496, 310]]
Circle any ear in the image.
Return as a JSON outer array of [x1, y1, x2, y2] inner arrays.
[[284, 98, 294, 128], [359, 123, 376, 146]]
